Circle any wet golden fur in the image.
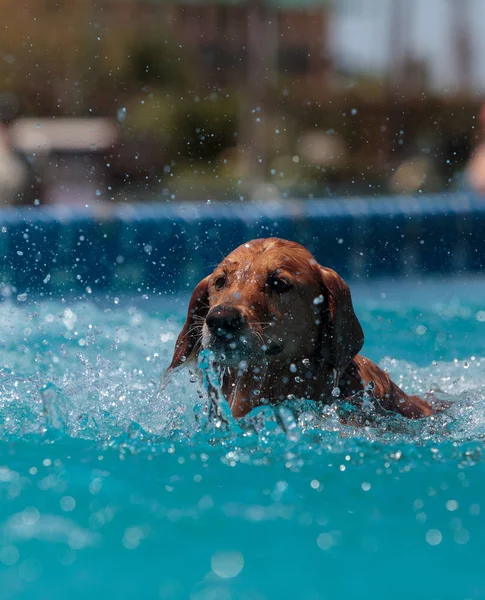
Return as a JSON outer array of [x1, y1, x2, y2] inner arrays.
[[168, 238, 436, 419]]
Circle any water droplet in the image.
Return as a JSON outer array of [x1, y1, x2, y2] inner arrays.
[[316, 533, 333, 550], [426, 529, 442, 546], [446, 500, 459, 511], [60, 496, 76, 512], [454, 528, 470, 545], [211, 552, 244, 579], [0, 545, 19, 566]]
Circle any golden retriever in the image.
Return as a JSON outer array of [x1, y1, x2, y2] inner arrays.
[[167, 238, 438, 420]]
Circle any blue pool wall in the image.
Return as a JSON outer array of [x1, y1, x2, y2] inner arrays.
[[1, 193, 484, 294]]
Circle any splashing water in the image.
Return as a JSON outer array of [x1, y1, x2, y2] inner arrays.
[[0, 292, 482, 449], [1, 282, 485, 599]]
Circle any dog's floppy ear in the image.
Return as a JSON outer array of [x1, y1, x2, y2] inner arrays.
[[318, 266, 364, 373], [168, 276, 210, 371]]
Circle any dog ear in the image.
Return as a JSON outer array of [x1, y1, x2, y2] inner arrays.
[[317, 266, 364, 374], [168, 276, 210, 371]]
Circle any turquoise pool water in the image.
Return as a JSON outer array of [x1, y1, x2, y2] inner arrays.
[[1, 276, 485, 600]]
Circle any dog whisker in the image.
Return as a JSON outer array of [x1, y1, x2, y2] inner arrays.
[[191, 315, 206, 323], [177, 324, 203, 346]]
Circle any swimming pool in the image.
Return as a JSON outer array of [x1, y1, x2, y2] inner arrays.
[[1, 275, 484, 600]]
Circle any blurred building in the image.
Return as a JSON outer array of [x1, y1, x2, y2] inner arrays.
[[0, 0, 482, 202], [174, 0, 330, 85], [97, 0, 332, 91], [332, 0, 482, 94]]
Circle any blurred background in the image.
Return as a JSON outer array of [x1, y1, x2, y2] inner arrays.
[[1, 0, 485, 206]]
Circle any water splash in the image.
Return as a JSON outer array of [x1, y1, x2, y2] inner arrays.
[[1, 295, 485, 465], [40, 383, 70, 438], [197, 350, 239, 431]]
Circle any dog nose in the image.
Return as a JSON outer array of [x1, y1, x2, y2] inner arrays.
[[206, 306, 244, 336]]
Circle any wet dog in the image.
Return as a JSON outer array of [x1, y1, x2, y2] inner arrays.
[[167, 238, 439, 419]]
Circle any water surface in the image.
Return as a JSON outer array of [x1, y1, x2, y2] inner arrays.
[[1, 277, 484, 599]]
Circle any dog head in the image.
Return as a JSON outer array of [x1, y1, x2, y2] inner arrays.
[[168, 238, 363, 375]]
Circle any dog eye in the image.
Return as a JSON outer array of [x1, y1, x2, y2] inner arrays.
[[214, 275, 226, 290], [268, 276, 292, 294]]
